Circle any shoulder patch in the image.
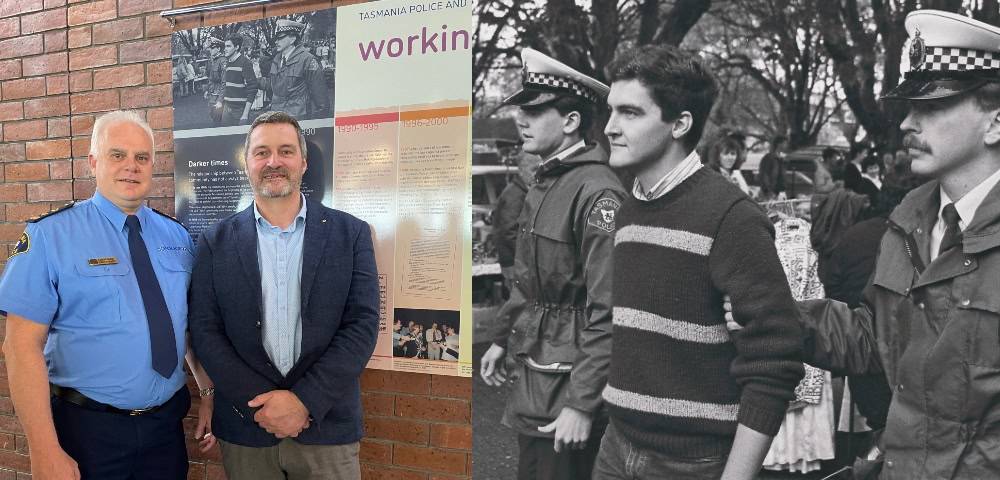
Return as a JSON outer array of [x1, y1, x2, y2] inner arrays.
[[588, 197, 620, 233], [27, 202, 75, 223], [151, 208, 188, 230], [8, 232, 29, 259]]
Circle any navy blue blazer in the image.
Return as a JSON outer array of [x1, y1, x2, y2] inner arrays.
[[189, 200, 379, 447]]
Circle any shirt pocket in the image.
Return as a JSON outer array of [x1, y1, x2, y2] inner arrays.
[[74, 261, 129, 324], [157, 250, 194, 274]]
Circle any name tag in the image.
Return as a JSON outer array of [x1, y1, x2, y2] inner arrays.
[[88, 257, 118, 266]]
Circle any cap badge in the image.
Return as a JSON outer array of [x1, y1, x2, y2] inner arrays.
[[909, 28, 926, 72]]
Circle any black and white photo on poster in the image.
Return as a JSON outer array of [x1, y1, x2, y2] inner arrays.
[[471, 1, 1000, 478]]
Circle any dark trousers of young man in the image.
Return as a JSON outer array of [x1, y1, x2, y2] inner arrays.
[[51, 387, 191, 480], [517, 424, 606, 480]]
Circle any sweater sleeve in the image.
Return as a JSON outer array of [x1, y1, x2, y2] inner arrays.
[[709, 200, 805, 436]]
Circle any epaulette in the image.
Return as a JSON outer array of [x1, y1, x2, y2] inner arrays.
[[28, 202, 75, 223], [151, 208, 188, 230]]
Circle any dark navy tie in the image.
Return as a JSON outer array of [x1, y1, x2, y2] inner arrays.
[[938, 203, 962, 256], [126, 215, 177, 378]]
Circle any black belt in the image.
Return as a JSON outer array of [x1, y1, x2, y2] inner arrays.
[[50, 384, 167, 416]]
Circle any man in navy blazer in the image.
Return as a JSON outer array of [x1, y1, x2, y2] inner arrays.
[[189, 111, 379, 479]]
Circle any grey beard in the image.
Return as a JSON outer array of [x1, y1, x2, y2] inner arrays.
[[254, 176, 299, 198]]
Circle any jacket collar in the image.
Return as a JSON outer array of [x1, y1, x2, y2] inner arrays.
[[535, 143, 608, 179], [890, 176, 1000, 254]]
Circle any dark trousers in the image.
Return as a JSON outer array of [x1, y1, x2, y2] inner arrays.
[[517, 424, 605, 480], [592, 422, 727, 480], [51, 387, 191, 480]]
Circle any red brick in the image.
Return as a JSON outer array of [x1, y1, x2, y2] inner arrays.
[[46, 73, 68, 95], [2, 77, 46, 100], [92, 17, 142, 45], [45, 0, 67, 7], [73, 178, 95, 199], [3, 119, 46, 141], [172, 12, 200, 31], [28, 181, 72, 201], [147, 59, 172, 84], [364, 417, 428, 444], [23, 52, 67, 77], [0, 185, 26, 202], [0, 18, 20, 41], [153, 130, 172, 152], [0, 34, 43, 61], [93, 63, 143, 89], [430, 424, 471, 450], [361, 369, 431, 395], [185, 462, 205, 480], [174, 0, 217, 6], [21, 8, 66, 34], [24, 95, 69, 119], [69, 70, 91, 92], [50, 159, 71, 179], [360, 439, 392, 465], [203, 5, 263, 28], [393, 444, 466, 474], [70, 89, 117, 114], [395, 395, 469, 424], [0, 102, 23, 122], [0, 450, 29, 473], [0, 434, 11, 451], [146, 106, 172, 130], [68, 44, 116, 70], [67, 25, 91, 48], [265, 0, 332, 16], [362, 392, 394, 416], [48, 116, 69, 137], [119, 37, 171, 64], [70, 113, 93, 135], [147, 197, 173, 216], [0, 144, 26, 163], [205, 463, 226, 480], [67, 0, 116, 26], [145, 14, 171, 38], [25, 139, 70, 160], [44, 29, 68, 52], [360, 465, 424, 480], [0, 468, 13, 480], [0, 59, 20, 81], [148, 176, 173, 197], [6, 203, 51, 222], [120, 84, 170, 109], [0, 0, 43, 19], [71, 136, 90, 157], [13, 435, 27, 456], [431, 376, 471, 399], [5, 162, 49, 181], [118, 0, 170, 17], [0, 399, 12, 415]]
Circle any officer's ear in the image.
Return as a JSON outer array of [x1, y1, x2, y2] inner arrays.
[[88, 153, 97, 172], [562, 110, 581, 136], [985, 105, 1000, 148]]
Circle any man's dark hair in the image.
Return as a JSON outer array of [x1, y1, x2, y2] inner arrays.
[[244, 110, 307, 159], [861, 155, 881, 172], [822, 147, 841, 162], [226, 35, 243, 49], [550, 96, 596, 139], [606, 45, 718, 151], [849, 142, 870, 160]]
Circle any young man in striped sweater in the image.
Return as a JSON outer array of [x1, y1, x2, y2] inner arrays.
[[592, 45, 805, 480]]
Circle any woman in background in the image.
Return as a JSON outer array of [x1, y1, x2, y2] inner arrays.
[[706, 136, 750, 195]]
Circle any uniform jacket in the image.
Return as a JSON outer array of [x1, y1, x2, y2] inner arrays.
[[206, 54, 226, 98], [494, 144, 626, 429], [800, 179, 1000, 479], [189, 200, 379, 447], [490, 175, 528, 268], [267, 45, 328, 118]]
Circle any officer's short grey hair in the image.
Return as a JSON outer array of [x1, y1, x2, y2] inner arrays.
[[90, 110, 155, 160], [244, 111, 308, 159]]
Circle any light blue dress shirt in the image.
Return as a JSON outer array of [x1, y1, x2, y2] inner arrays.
[[0, 191, 193, 409], [253, 195, 307, 376]]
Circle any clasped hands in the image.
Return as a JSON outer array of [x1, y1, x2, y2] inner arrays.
[[248, 390, 311, 438]]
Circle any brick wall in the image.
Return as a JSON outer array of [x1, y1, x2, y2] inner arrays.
[[0, 1, 473, 478]]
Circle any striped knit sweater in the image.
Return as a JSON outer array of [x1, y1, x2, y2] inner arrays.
[[604, 167, 805, 458]]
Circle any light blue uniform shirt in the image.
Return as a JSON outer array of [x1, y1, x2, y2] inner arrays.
[[254, 195, 306, 376], [0, 191, 193, 409]]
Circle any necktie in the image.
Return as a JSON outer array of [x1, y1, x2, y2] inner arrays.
[[126, 215, 177, 378], [938, 203, 962, 256]]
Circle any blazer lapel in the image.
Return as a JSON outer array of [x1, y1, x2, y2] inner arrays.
[[233, 206, 264, 315], [300, 201, 329, 321]]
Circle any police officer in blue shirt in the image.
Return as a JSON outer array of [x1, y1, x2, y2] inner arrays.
[[0, 110, 216, 480]]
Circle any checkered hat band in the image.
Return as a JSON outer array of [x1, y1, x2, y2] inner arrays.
[[923, 47, 1000, 71], [525, 72, 598, 102]]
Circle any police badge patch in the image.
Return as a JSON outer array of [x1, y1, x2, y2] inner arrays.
[[8, 232, 29, 259], [588, 197, 620, 233]]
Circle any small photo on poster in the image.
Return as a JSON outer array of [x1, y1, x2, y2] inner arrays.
[[172, 9, 337, 131], [392, 308, 461, 362]]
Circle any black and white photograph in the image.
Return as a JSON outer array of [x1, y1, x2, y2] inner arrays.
[[171, 10, 337, 131], [393, 308, 462, 362], [471, 1, 1000, 479]]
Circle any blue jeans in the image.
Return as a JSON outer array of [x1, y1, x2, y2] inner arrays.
[[593, 422, 727, 480]]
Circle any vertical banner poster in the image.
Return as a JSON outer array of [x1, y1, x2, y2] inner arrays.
[[172, 0, 473, 377]]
